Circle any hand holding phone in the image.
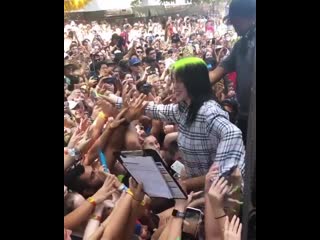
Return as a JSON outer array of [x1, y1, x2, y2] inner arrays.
[[138, 83, 152, 95], [171, 160, 185, 175], [220, 166, 237, 179], [99, 76, 116, 85], [182, 207, 203, 239]]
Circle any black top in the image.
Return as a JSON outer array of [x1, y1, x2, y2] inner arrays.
[[220, 27, 256, 119]]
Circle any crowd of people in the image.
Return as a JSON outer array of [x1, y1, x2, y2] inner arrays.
[[64, 0, 255, 239]]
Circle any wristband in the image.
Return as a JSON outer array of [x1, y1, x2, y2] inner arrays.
[[68, 148, 76, 157], [64, 148, 80, 157], [87, 197, 96, 207], [118, 183, 128, 192], [98, 112, 108, 121], [126, 189, 145, 206], [126, 188, 135, 198], [172, 209, 185, 218]]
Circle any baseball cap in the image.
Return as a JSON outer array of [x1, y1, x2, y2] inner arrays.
[[129, 57, 141, 66], [225, 0, 256, 20], [134, 223, 142, 235]]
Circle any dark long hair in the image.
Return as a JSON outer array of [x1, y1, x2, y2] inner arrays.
[[173, 57, 214, 125]]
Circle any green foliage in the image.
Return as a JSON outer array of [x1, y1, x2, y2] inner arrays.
[[131, 0, 142, 7], [159, 0, 228, 4]]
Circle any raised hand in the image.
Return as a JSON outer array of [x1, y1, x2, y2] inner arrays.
[[96, 98, 113, 116], [129, 177, 145, 202], [208, 177, 229, 208], [92, 174, 117, 204], [122, 83, 136, 108], [75, 136, 92, 155], [88, 78, 98, 87], [224, 215, 242, 240], [124, 93, 148, 122], [205, 164, 219, 192], [78, 117, 91, 133]]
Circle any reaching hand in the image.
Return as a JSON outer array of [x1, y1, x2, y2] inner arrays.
[[88, 78, 98, 87], [108, 118, 127, 129], [75, 136, 92, 155], [124, 94, 148, 122], [175, 190, 202, 210], [129, 177, 145, 202], [114, 107, 129, 121], [97, 76, 107, 88], [67, 130, 84, 148], [122, 83, 135, 108], [205, 164, 219, 192], [96, 99, 113, 116], [92, 174, 117, 204], [208, 177, 229, 208], [78, 117, 91, 133], [163, 124, 175, 134], [102, 172, 122, 189], [224, 215, 242, 240]]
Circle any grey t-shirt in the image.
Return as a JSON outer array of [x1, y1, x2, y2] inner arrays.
[[220, 29, 256, 119]]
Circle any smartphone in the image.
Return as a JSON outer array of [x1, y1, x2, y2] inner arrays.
[[171, 160, 185, 175], [220, 165, 237, 179], [101, 77, 116, 84], [182, 207, 203, 239], [147, 67, 156, 75], [140, 83, 152, 94]]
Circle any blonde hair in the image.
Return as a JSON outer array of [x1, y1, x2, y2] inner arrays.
[[147, 74, 160, 85]]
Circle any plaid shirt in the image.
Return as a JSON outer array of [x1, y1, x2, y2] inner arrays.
[[145, 100, 245, 178]]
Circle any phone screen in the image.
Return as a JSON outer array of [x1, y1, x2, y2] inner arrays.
[[182, 207, 203, 239], [185, 207, 202, 221]]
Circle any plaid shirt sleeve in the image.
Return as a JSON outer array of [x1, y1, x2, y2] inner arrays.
[[145, 102, 180, 124], [207, 115, 245, 175]]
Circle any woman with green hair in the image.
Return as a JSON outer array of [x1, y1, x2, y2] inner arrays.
[[144, 57, 245, 192]]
